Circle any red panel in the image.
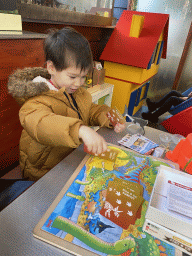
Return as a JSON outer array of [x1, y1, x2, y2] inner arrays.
[[161, 107, 192, 137], [0, 39, 45, 79], [0, 38, 45, 172], [100, 11, 169, 68]]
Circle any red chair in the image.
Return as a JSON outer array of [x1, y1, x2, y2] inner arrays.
[[161, 106, 192, 137]]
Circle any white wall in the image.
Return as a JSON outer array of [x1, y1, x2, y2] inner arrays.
[[137, 0, 192, 98]]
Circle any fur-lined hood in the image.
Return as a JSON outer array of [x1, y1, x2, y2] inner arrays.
[[8, 67, 54, 105]]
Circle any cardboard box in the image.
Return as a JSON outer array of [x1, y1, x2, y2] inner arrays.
[[143, 166, 192, 255], [92, 68, 105, 85]]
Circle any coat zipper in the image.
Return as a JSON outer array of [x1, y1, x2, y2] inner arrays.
[[63, 91, 82, 120]]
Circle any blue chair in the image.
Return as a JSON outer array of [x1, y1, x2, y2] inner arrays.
[[0, 179, 34, 211], [169, 87, 192, 115]]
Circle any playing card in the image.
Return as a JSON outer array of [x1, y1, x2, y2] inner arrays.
[[100, 179, 144, 229], [84, 145, 119, 162], [107, 107, 126, 127], [112, 178, 144, 196], [100, 187, 144, 229]]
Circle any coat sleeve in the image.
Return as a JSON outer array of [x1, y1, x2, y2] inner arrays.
[[19, 100, 83, 148], [88, 102, 113, 128]]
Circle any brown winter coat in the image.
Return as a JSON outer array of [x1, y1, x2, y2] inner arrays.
[[8, 67, 112, 181]]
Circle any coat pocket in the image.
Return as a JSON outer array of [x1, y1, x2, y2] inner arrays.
[[27, 140, 52, 168]]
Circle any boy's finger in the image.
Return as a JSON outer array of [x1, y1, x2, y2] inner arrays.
[[92, 145, 98, 155], [96, 143, 104, 155], [102, 139, 108, 152], [95, 141, 102, 155]]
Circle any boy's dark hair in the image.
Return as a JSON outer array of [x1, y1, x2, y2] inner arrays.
[[44, 27, 93, 71]]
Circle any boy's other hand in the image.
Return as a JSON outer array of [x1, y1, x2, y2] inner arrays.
[[79, 125, 107, 155], [114, 123, 126, 133]]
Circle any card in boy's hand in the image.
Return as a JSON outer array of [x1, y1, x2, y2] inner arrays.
[[100, 179, 144, 229], [107, 107, 126, 127], [84, 145, 119, 162]]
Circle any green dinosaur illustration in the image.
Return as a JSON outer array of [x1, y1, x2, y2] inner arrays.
[[52, 216, 135, 255]]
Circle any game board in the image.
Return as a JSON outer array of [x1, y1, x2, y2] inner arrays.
[[33, 144, 179, 256]]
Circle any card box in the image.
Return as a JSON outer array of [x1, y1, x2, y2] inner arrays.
[[92, 69, 105, 85], [143, 166, 192, 255]]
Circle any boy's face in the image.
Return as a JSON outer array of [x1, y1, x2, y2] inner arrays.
[[47, 61, 89, 94]]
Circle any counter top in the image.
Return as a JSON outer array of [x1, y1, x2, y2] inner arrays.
[[0, 30, 47, 39]]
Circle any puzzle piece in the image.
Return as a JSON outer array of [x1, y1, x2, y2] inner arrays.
[[107, 107, 126, 127], [84, 145, 119, 162]]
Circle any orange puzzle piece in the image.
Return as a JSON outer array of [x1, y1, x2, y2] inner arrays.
[[166, 133, 192, 174]]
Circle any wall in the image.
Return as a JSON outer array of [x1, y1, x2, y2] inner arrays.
[[137, 0, 192, 99]]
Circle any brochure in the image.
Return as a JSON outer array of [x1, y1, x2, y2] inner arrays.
[[118, 134, 159, 154], [167, 180, 192, 218]]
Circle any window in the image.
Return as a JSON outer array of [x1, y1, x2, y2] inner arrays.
[[147, 42, 160, 69]]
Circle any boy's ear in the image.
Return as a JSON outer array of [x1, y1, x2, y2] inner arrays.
[[47, 61, 56, 75]]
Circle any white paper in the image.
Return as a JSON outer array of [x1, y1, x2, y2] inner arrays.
[[167, 180, 192, 218]]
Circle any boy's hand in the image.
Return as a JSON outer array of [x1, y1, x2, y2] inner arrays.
[[79, 125, 107, 155], [114, 123, 126, 133]]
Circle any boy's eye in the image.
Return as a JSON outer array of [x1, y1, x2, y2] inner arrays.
[[70, 76, 76, 79]]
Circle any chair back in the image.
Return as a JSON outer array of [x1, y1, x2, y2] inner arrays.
[[169, 87, 192, 115], [161, 106, 192, 137]]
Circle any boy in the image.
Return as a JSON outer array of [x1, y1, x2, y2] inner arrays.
[[8, 27, 125, 181]]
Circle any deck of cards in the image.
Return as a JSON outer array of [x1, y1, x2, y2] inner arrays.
[[100, 178, 144, 230]]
